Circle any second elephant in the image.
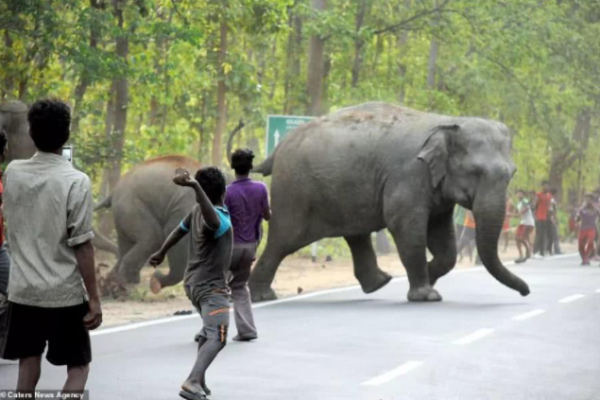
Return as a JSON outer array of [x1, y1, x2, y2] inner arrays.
[[96, 155, 201, 291]]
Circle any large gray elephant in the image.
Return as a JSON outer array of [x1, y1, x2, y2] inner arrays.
[[247, 102, 530, 302], [95, 155, 201, 290], [0, 100, 35, 161]]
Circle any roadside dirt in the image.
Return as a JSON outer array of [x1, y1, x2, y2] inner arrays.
[[98, 242, 578, 327]]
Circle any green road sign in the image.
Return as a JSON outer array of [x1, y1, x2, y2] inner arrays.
[[266, 115, 315, 155]]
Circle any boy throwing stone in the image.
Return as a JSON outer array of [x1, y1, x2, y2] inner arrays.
[[150, 167, 232, 400]]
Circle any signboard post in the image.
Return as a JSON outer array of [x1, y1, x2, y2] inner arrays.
[[265, 115, 315, 156]]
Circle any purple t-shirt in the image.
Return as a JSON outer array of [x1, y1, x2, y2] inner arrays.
[[225, 178, 269, 245], [578, 206, 599, 231]]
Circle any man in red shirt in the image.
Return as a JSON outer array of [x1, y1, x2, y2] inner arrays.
[[533, 181, 553, 259]]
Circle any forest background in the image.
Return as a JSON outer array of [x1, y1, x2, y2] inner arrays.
[[1, 0, 599, 253]]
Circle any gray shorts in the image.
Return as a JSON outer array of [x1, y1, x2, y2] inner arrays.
[[185, 286, 230, 343]]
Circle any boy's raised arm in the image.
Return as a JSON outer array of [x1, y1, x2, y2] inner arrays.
[[173, 169, 220, 231]]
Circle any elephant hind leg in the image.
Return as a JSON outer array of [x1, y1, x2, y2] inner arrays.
[[151, 239, 188, 293], [249, 218, 321, 302], [118, 239, 162, 284], [344, 234, 392, 294], [427, 210, 458, 286]]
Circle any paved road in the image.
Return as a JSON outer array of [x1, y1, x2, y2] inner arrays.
[[1, 254, 599, 400]]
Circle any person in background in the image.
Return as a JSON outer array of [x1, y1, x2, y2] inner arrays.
[[576, 193, 600, 266], [457, 210, 477, 263], [533, 181, 553, 259], [547, 188, 562, 255], [0, 129, 10, 296], [514, 190, 535, 263], [224, 149, 271, 341], [567, 201, 579, 244], [454, 205, 468, 259], [2, 99, 102, 394], [502, 195, 514, 252], [593, 190, 600, 261], [150, 167, 232, 400]]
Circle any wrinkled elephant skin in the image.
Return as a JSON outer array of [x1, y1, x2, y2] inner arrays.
[[248, 102, 529, 302]]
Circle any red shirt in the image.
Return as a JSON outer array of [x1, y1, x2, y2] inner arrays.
[[535, 192, 552, 221]]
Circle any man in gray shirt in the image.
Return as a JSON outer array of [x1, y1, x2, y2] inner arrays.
[[150, 167, 232, 400], [2, 99, 102, 394]]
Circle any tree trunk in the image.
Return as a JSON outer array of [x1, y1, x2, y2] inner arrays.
[[2, 31, 14, 99], [108, 0, 129, 190], [397, 30, 409, 103], [98, 86, 116, 236], [351, 0, 369, 88], [306, 0, 327, 116], [72, 0, 102, 136], [548, 109, 591, 202], [427, 38, 439, 89], [284, 7, 303, 114], [212, 20, 228, 166]]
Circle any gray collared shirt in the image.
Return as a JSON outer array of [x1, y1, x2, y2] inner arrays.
[[4, 152, 95, 307]]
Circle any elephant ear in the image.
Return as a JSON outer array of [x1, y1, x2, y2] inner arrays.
[[417, 124, 459, 189]]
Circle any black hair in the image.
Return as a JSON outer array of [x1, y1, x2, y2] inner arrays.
[[28, 99, 71, 152], [516, 189, 525, 194], [542, 180, 550, 186], [194, 167, 226, 205], [230, 148, 255, 175]]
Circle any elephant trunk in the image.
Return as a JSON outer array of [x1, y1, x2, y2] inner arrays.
[[473, 181, 530, 296]]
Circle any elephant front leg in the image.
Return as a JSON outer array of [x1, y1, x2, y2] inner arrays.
[[388, 210, 442, 302], [345, 234, 392, 294], [427, 209, 458, 286]]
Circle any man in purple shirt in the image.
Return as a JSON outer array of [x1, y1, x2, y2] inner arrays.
[[225, 149, 270, 341]]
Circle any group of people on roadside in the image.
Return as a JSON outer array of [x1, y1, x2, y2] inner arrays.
[[0, 99, 270, 400], [455, 180, 600, 267]]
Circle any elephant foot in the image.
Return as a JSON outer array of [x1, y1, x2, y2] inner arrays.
[[250, 286, 278, 303], [359, 270, 393, 294], [407, 286, 442, 302], [150, 274, 162, 294]]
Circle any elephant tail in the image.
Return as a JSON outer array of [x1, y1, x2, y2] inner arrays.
[[252, 154, 275, 177], [94, 194, 112, 211], [92, 229, 119, 255], [225, 119, 246, 165]]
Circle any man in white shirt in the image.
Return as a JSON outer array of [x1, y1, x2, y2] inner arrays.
[[515, 190, 535, 263], [2, 99, 102, 394]]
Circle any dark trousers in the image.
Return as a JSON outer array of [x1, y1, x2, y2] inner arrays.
[[0, 244, 10, 296], [533, 220, 552, 256], [227, 243, 258, 339], [547, 222, 562, 255]]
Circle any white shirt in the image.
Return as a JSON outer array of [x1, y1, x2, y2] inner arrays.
[[4, 152, 95, 307], [518, 199, 535, 227]]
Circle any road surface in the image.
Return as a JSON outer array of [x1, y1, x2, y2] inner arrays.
[[1, 254, 599, 400]]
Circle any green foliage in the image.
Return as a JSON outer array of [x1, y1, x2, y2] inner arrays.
[[1, 0, 600, 255]]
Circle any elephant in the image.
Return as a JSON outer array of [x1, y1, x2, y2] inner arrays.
[[95, 121, 244, 290], [0, 100, 36, 162], [94, 155, 201, 291], [243, 102, 530, 302]]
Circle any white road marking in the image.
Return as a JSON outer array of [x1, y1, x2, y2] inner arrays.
[[512, 309, 546, 321], [559, 294, 585, 304], [452, 328, 495, 345], [361, 361, 424, 386]]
